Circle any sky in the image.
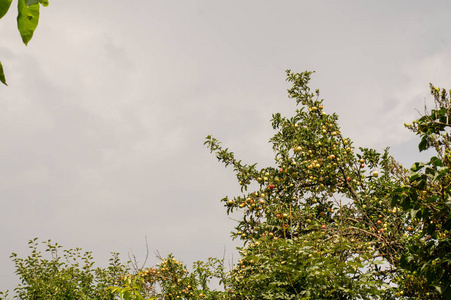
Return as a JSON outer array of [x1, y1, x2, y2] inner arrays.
[[1, 0, 451, 292]]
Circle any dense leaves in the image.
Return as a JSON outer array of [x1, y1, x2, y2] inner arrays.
[[392, 85, 451, 299], [0, 238, 130, 300], [205, 70, 409, 299], [109, 255, 229, 300]]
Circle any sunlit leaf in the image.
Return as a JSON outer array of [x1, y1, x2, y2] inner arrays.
[[17, 0, 40, 45]]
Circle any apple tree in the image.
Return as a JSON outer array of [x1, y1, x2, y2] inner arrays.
[[205, 70, 411, 299]]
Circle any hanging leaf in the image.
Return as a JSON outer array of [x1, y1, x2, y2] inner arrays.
[[418, 135, 429, 152], [0, 61, 7, 85], [17, 0, 40, 45], [0, 0, 13, 19]]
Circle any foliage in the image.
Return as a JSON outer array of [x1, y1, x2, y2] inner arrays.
[[0, 238, 130, 300], [2, 71, 451, 299], [0, 0, 48, 85], [391, 85, 451, 299], [202, 71, 451, 299], [204, 70, 410, 299], [109, 254, 229, 300]]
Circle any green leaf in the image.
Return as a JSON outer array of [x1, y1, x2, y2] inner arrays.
[[0, 61, 6, 85], [430, 156, 443, 167], [17, 0, 40, 45], [411, 162, 425, 172], [419, 136, 428, 151], [0, 0, 13, 19]]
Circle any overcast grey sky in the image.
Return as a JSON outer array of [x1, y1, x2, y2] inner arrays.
[[1, 0, 451, 291]]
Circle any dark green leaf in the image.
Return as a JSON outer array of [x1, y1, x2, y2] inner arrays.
[[419, 136, 428, 152], [0, 0, 13, 19], [0, 61, 6, 85], [17, 0, 40, 45], [410, 162, 425, 172], [430, 156, 443, 167], [401, 197, 412, 210]]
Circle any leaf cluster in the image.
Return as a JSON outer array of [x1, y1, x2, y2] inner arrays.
[[109, 254, 229, 300], [0, 0, 49, 85]]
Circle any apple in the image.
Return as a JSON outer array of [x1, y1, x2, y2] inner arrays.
[[373, 171, 379, 177], [268, 184, 275, 190], [321, 224, 327, 229]]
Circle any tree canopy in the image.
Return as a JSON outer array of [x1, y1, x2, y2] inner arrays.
[[1, 71, 450, 299]]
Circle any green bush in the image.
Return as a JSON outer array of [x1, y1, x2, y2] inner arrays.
[[1, 238, 129, 300]]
